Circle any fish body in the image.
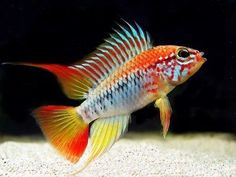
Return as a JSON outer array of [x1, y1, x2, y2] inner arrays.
[[4, 22, 206, 172], [78, 45, 205, 123]]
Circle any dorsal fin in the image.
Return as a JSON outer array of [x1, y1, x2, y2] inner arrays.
[[71, 21, 153, 87], [3, 22, 153, 100]]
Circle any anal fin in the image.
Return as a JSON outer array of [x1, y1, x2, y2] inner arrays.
[[75, 115, 130, 172]]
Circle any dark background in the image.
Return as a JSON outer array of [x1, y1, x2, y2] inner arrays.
[[0, 0, 235, 135]]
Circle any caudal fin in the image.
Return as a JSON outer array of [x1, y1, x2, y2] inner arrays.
[[33, 105, 89, 163]]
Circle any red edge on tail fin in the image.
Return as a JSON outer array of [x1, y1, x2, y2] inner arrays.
[[33, 105, 89, 163]]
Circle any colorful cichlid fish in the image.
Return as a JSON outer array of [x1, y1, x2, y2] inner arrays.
[[4, 21, 206, 171]]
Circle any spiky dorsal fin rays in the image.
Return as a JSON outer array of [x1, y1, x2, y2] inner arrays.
[[72, 115, 130, 174], [2, 22, 153, 100], [71, 22, 153, 93]]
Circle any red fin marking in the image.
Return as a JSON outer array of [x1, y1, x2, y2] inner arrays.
[[33, 105, 89, 163], [21, 64, 92, 99]]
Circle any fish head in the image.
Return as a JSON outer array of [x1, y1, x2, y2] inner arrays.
[[157, 46, 206, 85], [172, 46, 206, 85]]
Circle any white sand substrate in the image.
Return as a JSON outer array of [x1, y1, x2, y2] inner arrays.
[[0, 133, 236, 177]]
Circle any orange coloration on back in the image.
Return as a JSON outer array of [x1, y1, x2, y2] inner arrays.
[[111, 46, 176, 79]]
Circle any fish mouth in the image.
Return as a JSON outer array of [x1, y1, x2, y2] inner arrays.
[[200, 52, 207, 62]]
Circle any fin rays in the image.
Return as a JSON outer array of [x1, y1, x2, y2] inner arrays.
[[33, 106, 89, 163], [72, 22, 153, 89], [74, 115, 130, 173]]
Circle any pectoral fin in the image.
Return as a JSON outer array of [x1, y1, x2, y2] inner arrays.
[[155, 96, 172, 138]]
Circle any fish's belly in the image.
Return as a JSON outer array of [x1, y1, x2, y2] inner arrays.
[[77, 81, 158, 123], [103, 90, 156, 116]]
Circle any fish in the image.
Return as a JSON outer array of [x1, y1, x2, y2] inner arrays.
[[3, 21, 206, 172]]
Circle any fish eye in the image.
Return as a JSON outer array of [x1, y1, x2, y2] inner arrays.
[[177, 48, 190, 59]]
